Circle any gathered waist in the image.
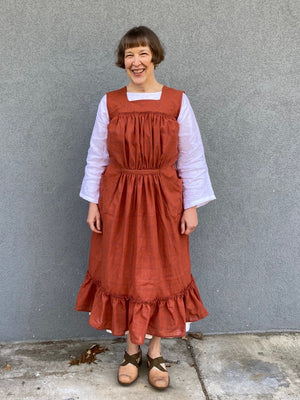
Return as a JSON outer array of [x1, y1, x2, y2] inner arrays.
[[121, 168, 161, 175], [103, 163, 179, 179], [106, 162, 176, 172]]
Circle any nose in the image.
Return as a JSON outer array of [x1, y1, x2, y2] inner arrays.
[[132, 55, 141, 66]]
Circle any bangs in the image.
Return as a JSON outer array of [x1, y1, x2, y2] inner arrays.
[[123, 35, 150, 50]]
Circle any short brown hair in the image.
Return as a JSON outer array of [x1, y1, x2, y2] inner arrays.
[[116, 26, 165, 69]]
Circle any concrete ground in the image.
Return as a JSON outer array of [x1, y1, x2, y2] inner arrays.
[[0, 333, 299, 400]]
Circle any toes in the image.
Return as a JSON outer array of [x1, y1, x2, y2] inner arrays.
[[118, 374, 132, 384]]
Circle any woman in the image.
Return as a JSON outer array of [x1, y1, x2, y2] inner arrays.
[[75, 26, 216, 390]]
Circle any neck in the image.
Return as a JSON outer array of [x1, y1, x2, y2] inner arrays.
[[127, 79, 163, 93]]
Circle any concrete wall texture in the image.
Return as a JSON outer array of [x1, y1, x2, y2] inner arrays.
[[0, 0, 299, 342]]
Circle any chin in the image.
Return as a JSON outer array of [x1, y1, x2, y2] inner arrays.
[[131, 78, 147, 86]]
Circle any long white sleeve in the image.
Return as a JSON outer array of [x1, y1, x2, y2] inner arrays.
[[79, 96, 110, 203], [177, 94, 216, 209]]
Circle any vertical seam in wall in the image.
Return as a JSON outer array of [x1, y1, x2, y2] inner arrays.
[[185, 338, 210, 400]]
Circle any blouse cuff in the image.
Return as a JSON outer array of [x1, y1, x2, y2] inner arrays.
[[79, 191, 99, 204], [184, 194, 216, 210]]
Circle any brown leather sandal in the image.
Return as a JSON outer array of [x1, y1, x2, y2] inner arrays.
[[117, 347, 142, 386], [147, 354, 170, 390]]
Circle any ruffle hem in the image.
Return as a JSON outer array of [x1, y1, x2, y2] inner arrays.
[[75, 270, 208, 345]]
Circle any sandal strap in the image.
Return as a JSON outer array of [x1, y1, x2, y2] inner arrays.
[[120, 349, 141, 367], [147, 354, 167, 372]]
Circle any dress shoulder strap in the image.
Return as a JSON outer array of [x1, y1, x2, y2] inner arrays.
[[106, 87, 128, 120], [161, 86, 184, 119]]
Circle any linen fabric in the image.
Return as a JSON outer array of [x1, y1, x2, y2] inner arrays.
[[79, 91, 216, 209], [75, 86, 212, 345]]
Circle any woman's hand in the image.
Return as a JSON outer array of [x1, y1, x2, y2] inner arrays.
[[87, 202, 102, 234], [180, 206, 198, 235]]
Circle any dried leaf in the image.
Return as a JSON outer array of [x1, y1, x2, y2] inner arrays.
[[5, 363, 11, 370], [69, 344, 109, 366], [112, 337, 126, 343], [69, 359, 80, 366], [187, 332, 204, 340]]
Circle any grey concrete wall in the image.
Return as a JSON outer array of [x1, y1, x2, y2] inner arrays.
[[0, 0, 299, 342]]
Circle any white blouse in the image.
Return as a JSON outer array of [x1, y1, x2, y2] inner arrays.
[[80, 91, 216, 209]]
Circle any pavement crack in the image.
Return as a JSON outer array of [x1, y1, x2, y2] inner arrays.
[[185, 338, 210, 400]]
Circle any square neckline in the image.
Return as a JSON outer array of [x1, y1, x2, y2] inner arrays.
[[124, 85, 165, 102]]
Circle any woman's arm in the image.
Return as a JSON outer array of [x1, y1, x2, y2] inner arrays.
[[177, 93, 216, 235], [79, 95, 110, 203], [79, 95, 110, 233]]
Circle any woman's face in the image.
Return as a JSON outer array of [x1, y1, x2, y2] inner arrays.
[[124, 45, 155, 87]]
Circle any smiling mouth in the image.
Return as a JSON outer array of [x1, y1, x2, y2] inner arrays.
[[131, 68, 145, 76]]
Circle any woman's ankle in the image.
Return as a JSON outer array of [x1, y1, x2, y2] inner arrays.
[[148, 336, 162, 358], [126, 344, 140, 355], [126, 332, 140, 355]]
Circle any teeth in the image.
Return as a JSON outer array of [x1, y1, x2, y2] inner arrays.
[[133, 69, 144, 73]]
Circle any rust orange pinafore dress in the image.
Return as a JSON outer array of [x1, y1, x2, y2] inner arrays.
[[75, 86, 208, 345]]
